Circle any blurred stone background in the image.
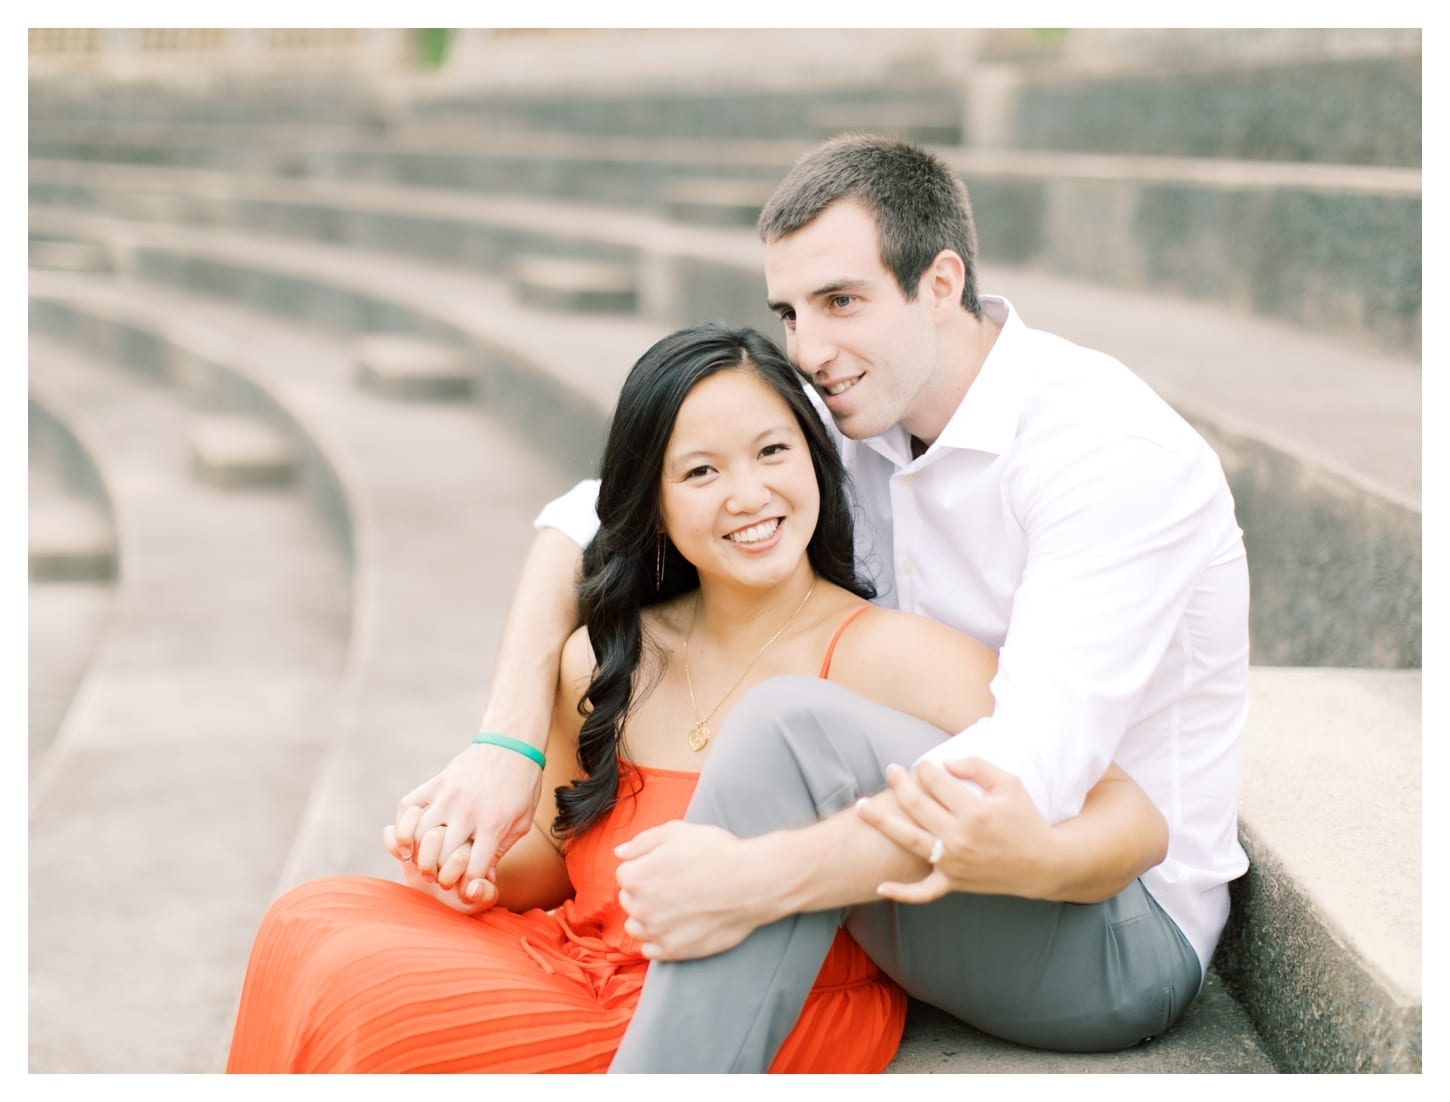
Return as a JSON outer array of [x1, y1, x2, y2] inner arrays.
[[26, 27, 1422, 1074]]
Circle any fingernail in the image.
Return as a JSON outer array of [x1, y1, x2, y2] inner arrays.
[[399, 848, 412, 861], [466, 880, 484, 900]]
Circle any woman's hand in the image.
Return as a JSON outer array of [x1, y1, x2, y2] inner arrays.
[[383, 825, 499, 916], [392, 743, 545, 889]]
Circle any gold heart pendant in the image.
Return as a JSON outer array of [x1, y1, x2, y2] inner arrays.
[[688, 723, 712, 752]]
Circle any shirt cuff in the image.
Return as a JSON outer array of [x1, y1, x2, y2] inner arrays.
[[532, 479, 601, 549]]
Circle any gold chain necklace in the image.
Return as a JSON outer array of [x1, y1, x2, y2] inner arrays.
[[682, 577, 818, 751]]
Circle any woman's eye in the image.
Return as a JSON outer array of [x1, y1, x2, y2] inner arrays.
[[685, 466, 712, 479], [760, 443, 788, 458]]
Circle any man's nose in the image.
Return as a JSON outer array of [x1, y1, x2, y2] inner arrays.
[[791, 317, 836, 378]]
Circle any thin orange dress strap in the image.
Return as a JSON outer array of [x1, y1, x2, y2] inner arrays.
[[817, 605, 873, 679]]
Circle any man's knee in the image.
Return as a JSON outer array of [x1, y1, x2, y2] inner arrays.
[[704, 676, 848, 766], [687, 677, 874, 833]]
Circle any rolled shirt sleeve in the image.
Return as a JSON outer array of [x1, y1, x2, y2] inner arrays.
[[533, 478, 602, 548], [916, 430, 1233, 824]]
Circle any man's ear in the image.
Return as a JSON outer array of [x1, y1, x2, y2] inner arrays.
[[923, 249, 967, 317]]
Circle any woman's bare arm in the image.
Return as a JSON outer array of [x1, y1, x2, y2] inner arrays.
[[419, 626, 593, 914], [392, 528, 583, 890]]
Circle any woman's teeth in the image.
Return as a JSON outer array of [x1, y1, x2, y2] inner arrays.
[[726, 519, 780, 544]]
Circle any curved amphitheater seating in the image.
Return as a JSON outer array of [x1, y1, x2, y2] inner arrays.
[[28, 394, 119, 772], [27, 32, 1420, 1074], [27, 163, 1421, 669]]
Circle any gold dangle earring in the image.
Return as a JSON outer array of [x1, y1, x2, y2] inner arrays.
[[655, 532, 665, 590]]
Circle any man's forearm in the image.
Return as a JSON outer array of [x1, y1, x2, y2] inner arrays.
[[478, 527, 583, 745], [737, 766, 1164, 926], [743, 790, 929, 924]]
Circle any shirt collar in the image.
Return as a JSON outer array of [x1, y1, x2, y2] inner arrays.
[[859, 295, 1027, 468], [931, 295, 1027, 458]]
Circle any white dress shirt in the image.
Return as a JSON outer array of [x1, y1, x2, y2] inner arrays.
[[534, 296, 1250, 979]]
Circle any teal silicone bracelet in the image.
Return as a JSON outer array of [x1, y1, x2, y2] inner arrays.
[[472, 732, 546, 770]]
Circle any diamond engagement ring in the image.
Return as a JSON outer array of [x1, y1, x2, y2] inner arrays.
[[927, 837, 946, 865]]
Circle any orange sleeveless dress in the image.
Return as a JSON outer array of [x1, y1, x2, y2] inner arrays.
[[226, 607, 904, 1073]]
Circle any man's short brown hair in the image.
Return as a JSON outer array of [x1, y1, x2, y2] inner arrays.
[[757, 133, 982, 317]]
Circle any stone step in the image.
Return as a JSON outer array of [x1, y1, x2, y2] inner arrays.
[[27, 395, 120, 770], [28, 395, 119, 583], [891, 971, 1272, 1072], [28, 574, 115, 772], [27, 330, 352, 1073], [510, 255, 638, 314], [354, 332, 474, 400], [28, 270, 582, 1071], [29, 237, 113, 273], [1216, 666, 1421, 1072], [27, 202, 1421, 669], [658, 178, 774, 229], [188, 412, 298, 488], [412, 73, 966, 143], [28, 287, 358, 565], [28, 492, 117, 581], [28, 203, 666, 476], [964, 34, 1421, 167], [808, 101, 963, 145], [398, 28, 1416, 167], [27, 134, 1422, 356], [980, 265, 1420, 671]]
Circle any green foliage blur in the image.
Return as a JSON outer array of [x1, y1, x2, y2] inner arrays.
[[417, 28, 452, 69]]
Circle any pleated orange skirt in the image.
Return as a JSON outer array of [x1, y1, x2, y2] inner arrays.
[[227, 765, 906, 1073]]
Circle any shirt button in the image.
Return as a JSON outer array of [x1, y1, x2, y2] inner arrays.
[[900, 560, 915, 577]]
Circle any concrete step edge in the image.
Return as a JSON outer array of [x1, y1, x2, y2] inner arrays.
[[1215, 665, 1422, 1072], [28, 278, 370, 680]]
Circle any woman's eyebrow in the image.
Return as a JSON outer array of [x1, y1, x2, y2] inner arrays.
[[667, 425, 795, 467]]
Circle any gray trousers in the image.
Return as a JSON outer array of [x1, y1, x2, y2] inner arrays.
[[610, 677, 1202, 1072]]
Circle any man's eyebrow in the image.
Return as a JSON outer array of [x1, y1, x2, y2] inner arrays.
[[767, 279, 871, 314]]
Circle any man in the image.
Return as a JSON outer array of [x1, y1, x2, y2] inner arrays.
[[395, 134, 1250, 1069]]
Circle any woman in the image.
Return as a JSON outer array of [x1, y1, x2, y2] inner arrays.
[[226, 324, 1167, 1073]]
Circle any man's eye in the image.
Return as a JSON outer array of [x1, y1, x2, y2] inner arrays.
[[830, 295, 853, 309]]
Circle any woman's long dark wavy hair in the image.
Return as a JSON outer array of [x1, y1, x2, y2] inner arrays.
[[552, 323, 876, 839]]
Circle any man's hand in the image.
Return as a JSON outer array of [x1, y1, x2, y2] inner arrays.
[[383, 825, 498, 915], [392, 741, 544, 894], [856, 757, 1057, 903], [615, 821, 772, 961]]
